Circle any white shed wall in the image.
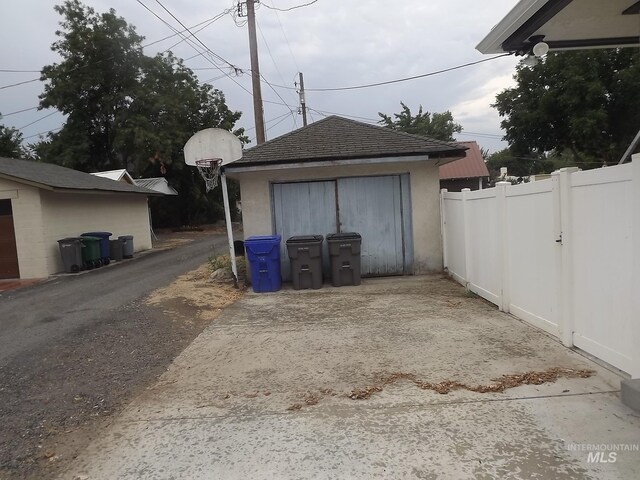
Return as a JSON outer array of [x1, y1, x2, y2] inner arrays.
[[40, 191, 152, 275], [232, 160, 443, 273]]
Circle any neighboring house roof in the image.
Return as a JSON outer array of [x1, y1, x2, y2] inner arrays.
[[0, 157, 158, 195], [476, 0, 639, 54], [134, 177, 178, 195], [91, 169, 135, 184], [228, 116, 467, 167], [439, 141, 490, 180]]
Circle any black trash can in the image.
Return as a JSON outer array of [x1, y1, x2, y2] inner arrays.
[[109, 238, 124, 261], [119, 235, 134, 258], [326, 232, 362, 287], [57, 237, 83, 273], [286, 235, 324, 290]]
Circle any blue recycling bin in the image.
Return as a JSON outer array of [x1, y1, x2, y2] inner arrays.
[[244, 235, 282, 293], [81, 232, 112, 265]]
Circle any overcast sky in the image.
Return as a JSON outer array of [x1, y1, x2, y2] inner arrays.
[[0, 0, 520, 153]]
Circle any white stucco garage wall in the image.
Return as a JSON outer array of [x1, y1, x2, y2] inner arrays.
[[230, 159, 443, 273], [0, 176, 152, 278], [39, 191, 152, 275], [0, 178, 47, 278]]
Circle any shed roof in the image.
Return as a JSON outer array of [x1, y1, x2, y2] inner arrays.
[[439, 141, 490, 180], [228, 116, 466, 167], [134, 177, 178, 195], [0, 157, 158, 195], [91, 169, 135, 185]]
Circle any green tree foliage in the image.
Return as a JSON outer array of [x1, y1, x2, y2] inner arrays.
[[35, 1, 246, 227], [378, 102, 462, 141], [485, 148, 554, 180], [0, 123, 26, 158], [494, 49, 640, 168]]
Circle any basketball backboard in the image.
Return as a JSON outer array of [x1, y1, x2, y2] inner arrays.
[[184, 128, 242, 166]]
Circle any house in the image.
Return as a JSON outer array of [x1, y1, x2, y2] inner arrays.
[[475, 0, 640, 406], [476, 0, 639, 54], [224, 116, 467, 279], [439, 141, 489, 191], [90, 168, 135, 184], [0, 157, 158, 279]]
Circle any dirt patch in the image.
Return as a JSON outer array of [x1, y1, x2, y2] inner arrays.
[[146, 263, 244, 322], [348, 367, 595, 400], [0, 262, 243, 480]]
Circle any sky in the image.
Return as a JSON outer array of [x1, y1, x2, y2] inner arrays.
[[0, 0, 521, 153]]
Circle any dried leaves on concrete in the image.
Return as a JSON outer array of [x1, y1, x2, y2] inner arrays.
[[348, 367, 595, 400]]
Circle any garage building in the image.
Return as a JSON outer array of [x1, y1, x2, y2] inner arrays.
[[225, 116, 466, 279], [0, 157, 157, 279]]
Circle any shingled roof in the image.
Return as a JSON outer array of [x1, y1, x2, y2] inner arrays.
[[229, 116, 467, 167], [0, 157, 158, 195]]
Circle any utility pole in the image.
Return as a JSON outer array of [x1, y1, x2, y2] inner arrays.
[[298, 72, 308, 127], [245, 0, 265, 144]]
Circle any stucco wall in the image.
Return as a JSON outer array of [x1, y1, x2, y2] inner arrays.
[[0, 178, 48, 278], [231, 160, 443, 273], [39, 191, 152, 275]]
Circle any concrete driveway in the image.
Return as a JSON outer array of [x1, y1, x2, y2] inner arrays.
[[63, 276, 639, 479]]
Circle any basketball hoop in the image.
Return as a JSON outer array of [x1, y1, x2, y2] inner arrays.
[[195, 158, 222, 192]]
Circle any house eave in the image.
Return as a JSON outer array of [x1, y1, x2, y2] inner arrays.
[[224, 152, 466, 174]]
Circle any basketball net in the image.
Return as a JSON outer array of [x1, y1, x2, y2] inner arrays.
[[195, 159, 222, 192]]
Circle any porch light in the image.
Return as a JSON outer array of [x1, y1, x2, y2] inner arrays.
[[532, 41, 550, 57]]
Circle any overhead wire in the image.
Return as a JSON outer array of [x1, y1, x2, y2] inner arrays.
[[271, 54, 512, 92], [262, 0, 318, 12], [265, 1, 301, 71], [17, 111, 58, 130]]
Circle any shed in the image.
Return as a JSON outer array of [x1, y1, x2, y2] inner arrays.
[[224, 116, 467, 279], [0, 157, 158, 279], [439, 141, 490, 191]]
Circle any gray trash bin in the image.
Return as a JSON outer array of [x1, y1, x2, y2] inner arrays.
[[109, 238, 124, 261], [118, 235, 134, 258], [326, 232, 362, 287], [286, 235, 324, 290], [57, 237, 83, 273]]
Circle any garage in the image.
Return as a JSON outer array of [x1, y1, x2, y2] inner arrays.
[[226, 116, 466, 277], [272, 175, 412, 280], [0, 157, 158, 279]]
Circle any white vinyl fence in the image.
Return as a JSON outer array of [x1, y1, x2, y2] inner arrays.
[[441, 158, 640, 377]]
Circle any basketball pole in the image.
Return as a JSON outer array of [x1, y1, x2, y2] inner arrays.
[[220, 170, 238, 285]]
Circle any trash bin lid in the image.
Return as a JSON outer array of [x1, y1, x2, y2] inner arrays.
[[286, 235, 324, 244], [79, 236, 101, 243], [57, 237, 82, 244], [326, 232, 361, 240], [118, 235, 134, 240], [82, 231, 112, 237], [245, 235, 282, 244]]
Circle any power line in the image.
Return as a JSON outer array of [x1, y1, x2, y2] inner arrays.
[[0, 69, 41, 73], [265, 1, 300, 72], [272, 54, 512, 92], [23, 126, 63, 140], [17, 111, 58, 130], [0, 77, 41, 90], [262, 0, 318, 12], [1, 106, 39, 117]]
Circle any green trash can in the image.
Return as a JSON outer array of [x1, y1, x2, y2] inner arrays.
[[80, 236, 102, 270]]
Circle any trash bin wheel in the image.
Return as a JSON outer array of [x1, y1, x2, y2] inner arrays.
[[84, 262, 94, 270], [103, 258, 110, 266], [71, 265, 80, 273]]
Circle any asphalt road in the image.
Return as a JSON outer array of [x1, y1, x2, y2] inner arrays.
[[0, 233, 227, 367]]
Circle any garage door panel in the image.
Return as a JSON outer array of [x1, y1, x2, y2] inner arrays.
[[272, 181, 337, 281], [337, 176, 404, 276]]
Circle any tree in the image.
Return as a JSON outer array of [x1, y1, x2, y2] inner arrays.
[[493, 49, 640, 168], [485, 148, 554, 180], [378, 102, 462, 141], [0, 123, 25, 158], [36, 1, 247, 227]]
